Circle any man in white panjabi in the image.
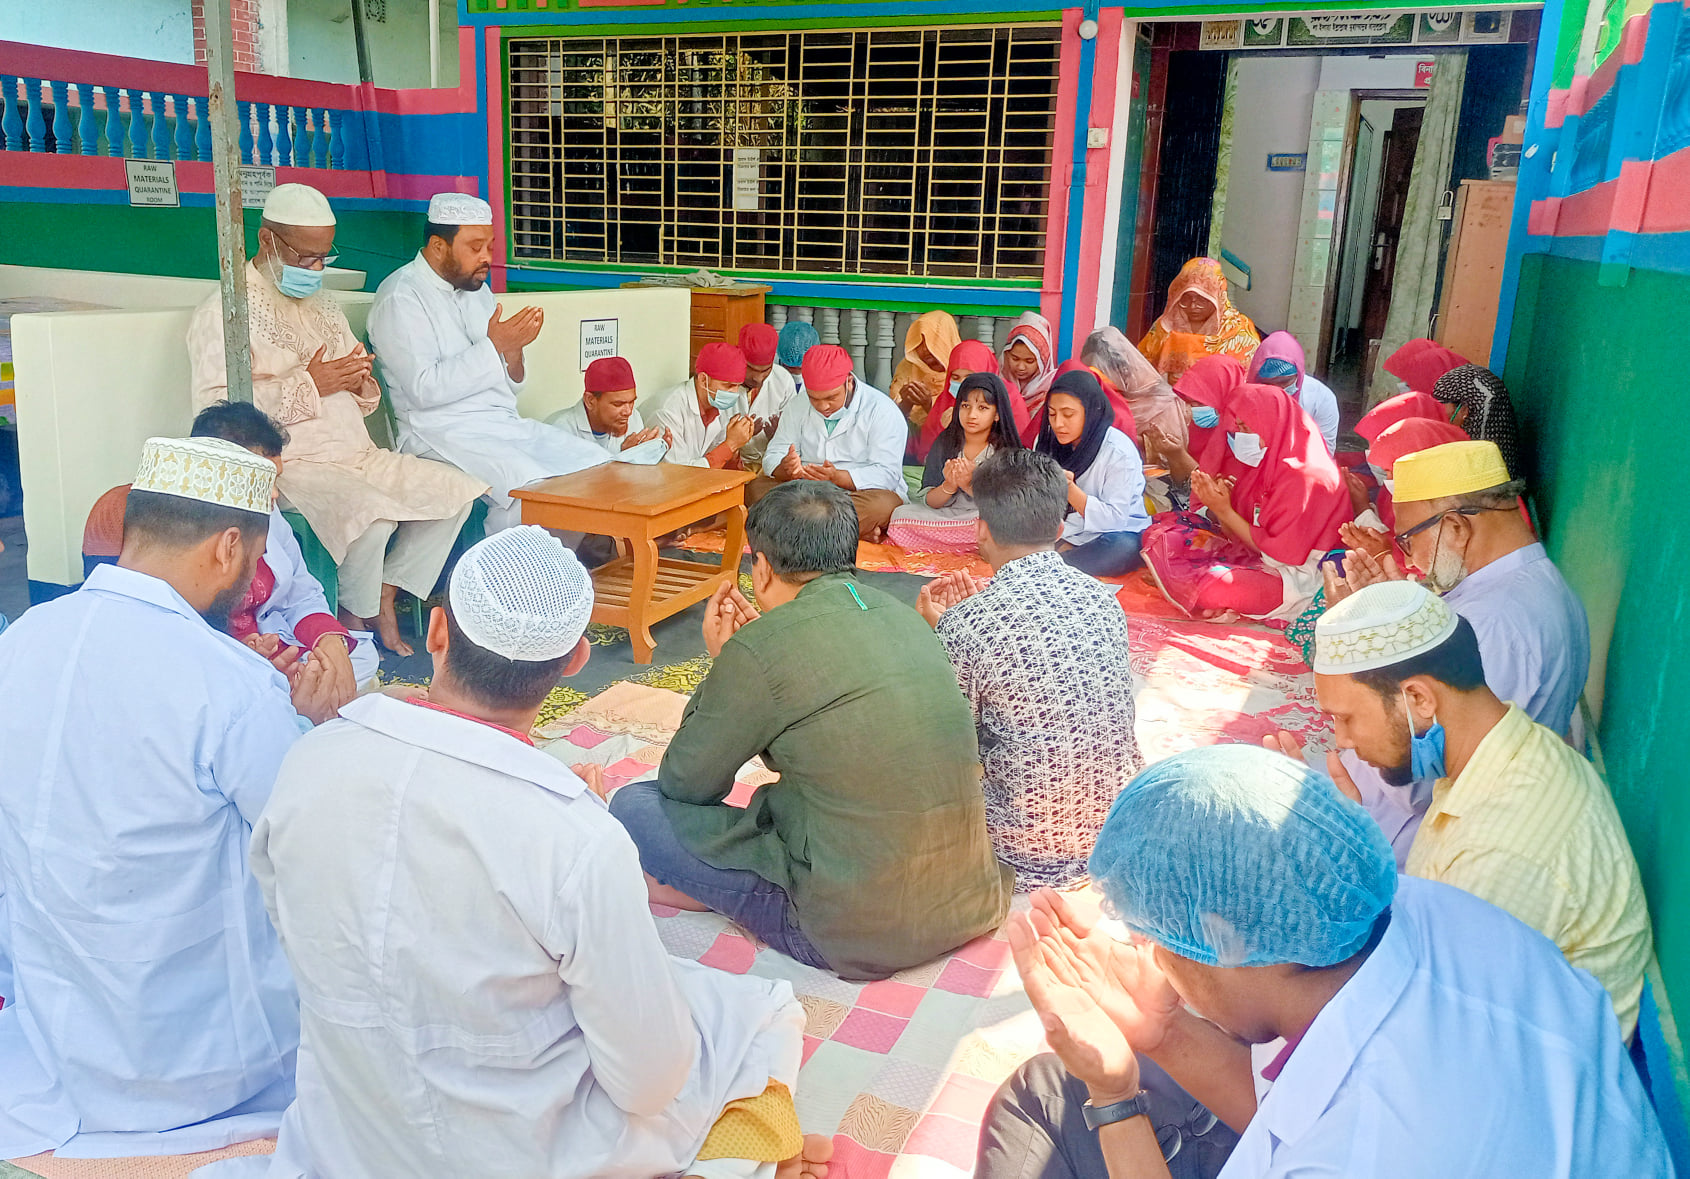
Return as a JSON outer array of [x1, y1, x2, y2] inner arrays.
[[188, 182, 487, 656], [249, 526, 830, 1179], [0, 437, 349, 1160], [367, 193, 610, 532]]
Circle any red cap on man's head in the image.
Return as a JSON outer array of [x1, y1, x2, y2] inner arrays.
[[696, 342, 747, 384], [801, 344, 855, 393], [739, 323, 779, 367], [584, 356, 636, 394]]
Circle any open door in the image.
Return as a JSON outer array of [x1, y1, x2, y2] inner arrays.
[[1358, 105, 1423, 373]]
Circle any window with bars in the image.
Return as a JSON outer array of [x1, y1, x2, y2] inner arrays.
[[505, 25, 1061, 282]]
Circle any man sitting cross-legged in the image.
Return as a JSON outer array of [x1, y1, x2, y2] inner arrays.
[[0, 437, 340, 1159], [252, 525, 829, 1179], [917, 449, 1144, 891], [601, 481, 1013, 980]]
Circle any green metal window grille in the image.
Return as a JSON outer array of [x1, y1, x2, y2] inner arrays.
[[505, 25, 1062, 280]]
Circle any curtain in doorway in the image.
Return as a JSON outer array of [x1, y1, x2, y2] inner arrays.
[[1367, 50, 1468, 405], [1208, 57, 1241, 260]]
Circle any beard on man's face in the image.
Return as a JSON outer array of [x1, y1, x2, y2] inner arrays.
[[444, 254, 490, 292], [1374, 694, 1417, 786], [201, 551, 259, 632]]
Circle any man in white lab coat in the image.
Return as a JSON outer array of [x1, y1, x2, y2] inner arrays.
[[0, 437, 344, 1160], [653, 341, 763, 469], [751, 344, 908, 540], [367, 193, 609, 532], [547, 355, 671, 458], [252, 526, 826, 1179]]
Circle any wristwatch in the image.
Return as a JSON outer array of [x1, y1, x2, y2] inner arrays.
[[1082, 1091, 1152, 1131]]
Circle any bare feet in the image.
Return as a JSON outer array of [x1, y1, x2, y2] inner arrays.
[[374, 584, 414, 657], [645, 873, 712, 912], [774, 1133, 833, 1179]]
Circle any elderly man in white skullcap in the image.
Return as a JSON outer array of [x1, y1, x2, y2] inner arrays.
[[368, 192, 611, 533], [188, 181, 488, 657], [252, 526, 828, 1179], [0, 436, 352, 1158]]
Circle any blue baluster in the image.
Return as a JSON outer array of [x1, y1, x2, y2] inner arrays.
[[174, 95, 193, 161], [275, 104, 293, 166], [328, 109, 345, 170], [238, 100, 253, 165], [255, 101, 273, 166], [76, 83, 97, 154], [149, 91, 170, 160], [293, 106, 312, 168], [102, 85, 123, 155], [50, 80, 72, 153], [194, 96, 211, 161], [25, 78, 47, 153], [127, 88, 148, 158], [314, 108, 330, 168], [0, 77, 22, 152]]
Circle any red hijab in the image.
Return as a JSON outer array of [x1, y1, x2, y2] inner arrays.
[[916, 340, 1020, 459], [1223, 384, 1353, 565], [1173, 355, 1248, 471], [1050, 358, 1138, 446], [1383, 338, 1466, 394], [1356, 391, 1448, 445], [1367, 417, 1470, 530]]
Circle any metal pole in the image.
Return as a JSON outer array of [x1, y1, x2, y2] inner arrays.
[[203, 0, 252, 403], [428, 0, 440, 89], [350, 0, 374, 87]]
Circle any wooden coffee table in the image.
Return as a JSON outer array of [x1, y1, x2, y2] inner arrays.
[[513, 464, 756, 664]]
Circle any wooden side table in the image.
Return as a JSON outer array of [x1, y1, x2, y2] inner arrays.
[[513, 464, 755, 664]]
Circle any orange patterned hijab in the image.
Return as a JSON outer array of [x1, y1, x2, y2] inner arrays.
[[1138, 257, 1261, 382]]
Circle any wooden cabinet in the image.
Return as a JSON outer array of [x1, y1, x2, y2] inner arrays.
[[1436, 180, 1516, 366], [684, 285, 771, 367]]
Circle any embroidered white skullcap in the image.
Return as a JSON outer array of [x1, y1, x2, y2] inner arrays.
[[449, 526, 593, 661], [428, 192, 494, 226], [262, 182, 335, 227], [132, 436, 276, 515], [1312, 580, 1459, 675]]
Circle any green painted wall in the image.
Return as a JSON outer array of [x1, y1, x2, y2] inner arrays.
[[0, 201, 423, 289], [1504, 252, 1690, 1022]]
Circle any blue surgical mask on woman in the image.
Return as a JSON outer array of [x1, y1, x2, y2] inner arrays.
[[1404, 689, 1447, 779], [709, 388, 741, 412], [1227, 431, 1266, 467], [948, 379, 961, 397], [276, 263, 324, 299], [1191, 405, 1220, 430]]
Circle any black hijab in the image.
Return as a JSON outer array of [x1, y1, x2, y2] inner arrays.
[[1035, 369, 1113, 475], [1432, 364, 1522, 478], [922, 373, 1025, 485]]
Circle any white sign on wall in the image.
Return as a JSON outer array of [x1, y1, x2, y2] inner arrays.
[[732, 148, 762, 212], [240, 165, 277, 209], [580, 318, 620, 370], [124, 160, 179, 207]]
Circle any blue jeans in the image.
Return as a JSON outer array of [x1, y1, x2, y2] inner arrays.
[[609, 780, 832, 971], [1062, 529, 1145, 576]]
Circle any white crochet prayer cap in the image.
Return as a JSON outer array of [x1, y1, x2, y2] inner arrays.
[[262, 182, 335, 226], [132, 436, 276, 515], [1313, 580, 1459, 675], [428, 192, 493, 226], [449, 526, 593, 661]]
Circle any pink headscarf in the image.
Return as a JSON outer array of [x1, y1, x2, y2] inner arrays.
[[1224, 384, 1353, 565], [1001, 312, 1058, 416], [1383, 338, 1466, 394]]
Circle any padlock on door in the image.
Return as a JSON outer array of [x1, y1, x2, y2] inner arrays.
[[1437, 190, 1455, 221]]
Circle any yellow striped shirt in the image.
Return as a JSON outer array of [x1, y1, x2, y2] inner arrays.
[[1406, 705, 1652, 1037]]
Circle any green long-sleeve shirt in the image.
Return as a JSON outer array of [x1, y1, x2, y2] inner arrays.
[[657, 573, 1013, 979]]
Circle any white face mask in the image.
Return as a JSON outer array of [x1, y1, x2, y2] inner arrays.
[[617, 437, 668, 465], [1227, 432, 1266, 467]]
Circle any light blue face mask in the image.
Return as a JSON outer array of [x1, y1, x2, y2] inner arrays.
[[1227, 431, 1266, 467], [1191, 405, 1220, 430], [276, 264, 324, 299], [617, 437, 668, 465], [1405, 689, 1447, 779], [948, 379, 962, 397], [708, 388, 741, 412]]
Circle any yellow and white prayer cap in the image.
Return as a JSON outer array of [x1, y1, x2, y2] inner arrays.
[[1313, 580, 1458, 675], [1392, 440, 1510, 504], [132, 436, 276, 515]]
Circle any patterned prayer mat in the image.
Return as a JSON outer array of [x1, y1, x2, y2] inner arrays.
[[679, 528, 993, 581]]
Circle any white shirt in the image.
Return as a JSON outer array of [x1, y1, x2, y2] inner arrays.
[[653, 379, 749, 467], [260, 511, 379, 685], [252, 695, 803, 1178], [1220, 877, 1670, 1176], [546, 399, 647, 458], [765, 379, 909, 498], [748, 362, 799, 421], [368, 254, 608, 505], [0, 564, 301, 1158], [1298, 375, 1341, 456], [1062, 427, 1150, 547]]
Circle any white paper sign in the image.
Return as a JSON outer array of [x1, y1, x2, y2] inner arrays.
[[240, 165, 277, 209], [580, 318, 619, 370], [732, 148, 761, 212], [125, 160, 179, 207]]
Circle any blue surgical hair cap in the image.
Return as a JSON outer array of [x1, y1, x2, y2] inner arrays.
[[1255, 356, 1300, 382], [777, 321, 820, 367], [1088, 744, 1396, 969]]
